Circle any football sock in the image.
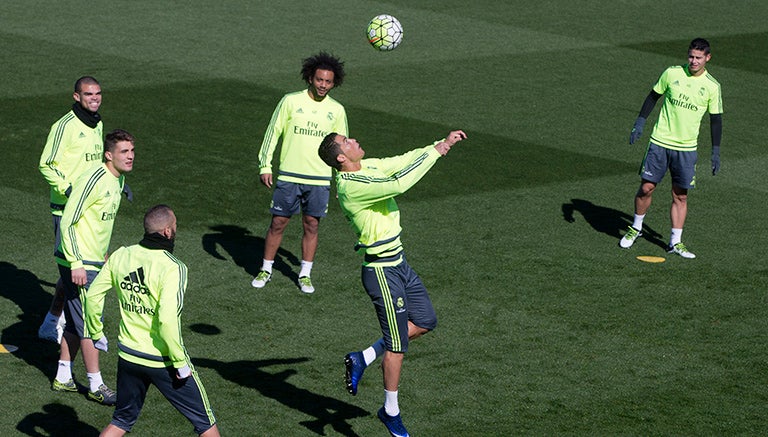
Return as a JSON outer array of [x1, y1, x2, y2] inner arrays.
[[299, 260, 313, 278], [55, 360, 73, 382], [384, 389, 400, 416], [363, 338, 385, 366], [261, 259, 274, 273], [670, 228, 683, 246], [632, 214, 646, 231], [87, 372, 104, 392]]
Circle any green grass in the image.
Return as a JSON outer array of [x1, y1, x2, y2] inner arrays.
[[1, 1, 767, 435]]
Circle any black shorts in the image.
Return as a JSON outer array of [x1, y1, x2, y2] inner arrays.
[[58, 264, 99, 338], [640, 143, 697, 189], [111, 357, 217, 435], [270, 180, 330, 218]]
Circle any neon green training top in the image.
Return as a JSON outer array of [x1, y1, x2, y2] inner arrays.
[[336, 143, 443, 266], [84, 243, 191, 370], [56, 164, 124, 271], [258, 90, 348, 186], [650, 65, 723, 151], [39, 110, 104, 215]]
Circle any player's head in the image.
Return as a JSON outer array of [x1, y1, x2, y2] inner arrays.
[[301, 51, 345, 88], [318, 133, 343, 170], [687, 38, 711, 76], [104, 129, 135, 174], [689, 38, 711, 55], [73, 76, 102, 113], [318, 133, 363, 171], [144, 204, 177, 241]]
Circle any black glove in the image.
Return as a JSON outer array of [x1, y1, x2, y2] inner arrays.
[[629, 117, 646, 145], [122, 183, 133, 202], [711, 146, 720, 176], [64, 185, 72, 198]]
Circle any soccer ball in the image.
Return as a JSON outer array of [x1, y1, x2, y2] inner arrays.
[[366, 14, 403, 51]]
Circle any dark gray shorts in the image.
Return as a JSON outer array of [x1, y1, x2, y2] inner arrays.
[[58, 264, 99, 338], [52, 215, 62, 256], [111, 358, 217, 435], [270, 180, 330, 218], [361, 256, 437, 353], [640, 143, 697, 189]]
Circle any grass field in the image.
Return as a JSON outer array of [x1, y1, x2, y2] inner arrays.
[[1, 1, 767, 435]]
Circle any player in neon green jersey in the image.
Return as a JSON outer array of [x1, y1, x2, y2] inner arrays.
[[620, 38, 723, 259], [38, 76, 104, 344], [51, 129, 135, 406], [252, 52, 348, 294], [318, 129, 467, 437], [85, 205, 219, 437]]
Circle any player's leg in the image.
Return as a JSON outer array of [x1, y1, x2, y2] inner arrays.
[[297, 184, 329, 293], [104, 357, 151, 436], [154, 364, 218, 436], [252, 181, 300, 288], [52, 266, 81, 393], [621, 143, 665, 248], [667, 150, 697, 258], [39, 215, 67, 343]]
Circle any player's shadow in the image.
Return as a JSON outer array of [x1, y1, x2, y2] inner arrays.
[[202, 225, 300, 285], [0, 262, 60, 379], [16, 402, 100, 436], [561, 198, 666, 249], [194, 357, 369, 436]]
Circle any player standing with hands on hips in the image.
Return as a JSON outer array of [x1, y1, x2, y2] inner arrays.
[[620, 38, 723, 258], [251, 52, 348, 294], [318, 129, 467, 437]]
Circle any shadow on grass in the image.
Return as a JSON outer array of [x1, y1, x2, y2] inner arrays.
[[561, 198, 666, 250], [194, 357, 369, 436], [16, 402, 100, 436], [0, 262, 60, 379], [201, 224, 301, 286]]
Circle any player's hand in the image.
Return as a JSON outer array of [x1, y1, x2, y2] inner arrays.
[[260, 173, 273, 189], [629, 117, 646, 144], [93, 336, 108, 352], [711, 146, 720, 175], [71, 267, 87, 286], [122, 183, 134, 202], [446, 130, 467, 146], [176, 365, 192, 379]]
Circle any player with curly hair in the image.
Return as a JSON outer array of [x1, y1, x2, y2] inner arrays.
[[252, 52, 348, 294]]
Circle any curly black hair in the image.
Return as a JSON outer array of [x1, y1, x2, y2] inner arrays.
[[301, 52, 345, 87]]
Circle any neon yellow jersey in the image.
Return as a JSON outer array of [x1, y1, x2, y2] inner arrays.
[[258, 90, 348, 186], [650, 65, 722, 151], [85, 244, 191, 369], [38, 110, 103, 215], [56, 164, 124, 271], [336, 144, 442, 265]]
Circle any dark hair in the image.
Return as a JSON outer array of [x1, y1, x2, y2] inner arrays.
[[104, 129, 135, 153], [318, 132, 342, 170], [144, 204, 174, 234], [301, 52, 345, 87], [74, 76, 100, 93], [689, 38, 711, 55]]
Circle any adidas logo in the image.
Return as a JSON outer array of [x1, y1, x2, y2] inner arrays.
[[79, 132, 87, 138], [297, 108, 304, 114], [120, 267, 150, 294]]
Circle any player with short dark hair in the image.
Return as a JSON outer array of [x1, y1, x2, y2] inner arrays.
[[251, 52, 348, 294], [38, 75, 104, 344], [319, 129, 467, 437], [620, 37, 723, 258], [51, 129, 135, 406], [85, 205, 220, 437]]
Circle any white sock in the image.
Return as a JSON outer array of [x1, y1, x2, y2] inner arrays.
[[632, 214, 646, 230], [56, 360, 73, 382], [670, 228, 683, 246], [261, 259, 274, 273], [384, 389, 400, 416], [363, 338, 386, 366], [57, 312, 66, 327], [87, 372, 104, 392], [299, 260, 313, 278]]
